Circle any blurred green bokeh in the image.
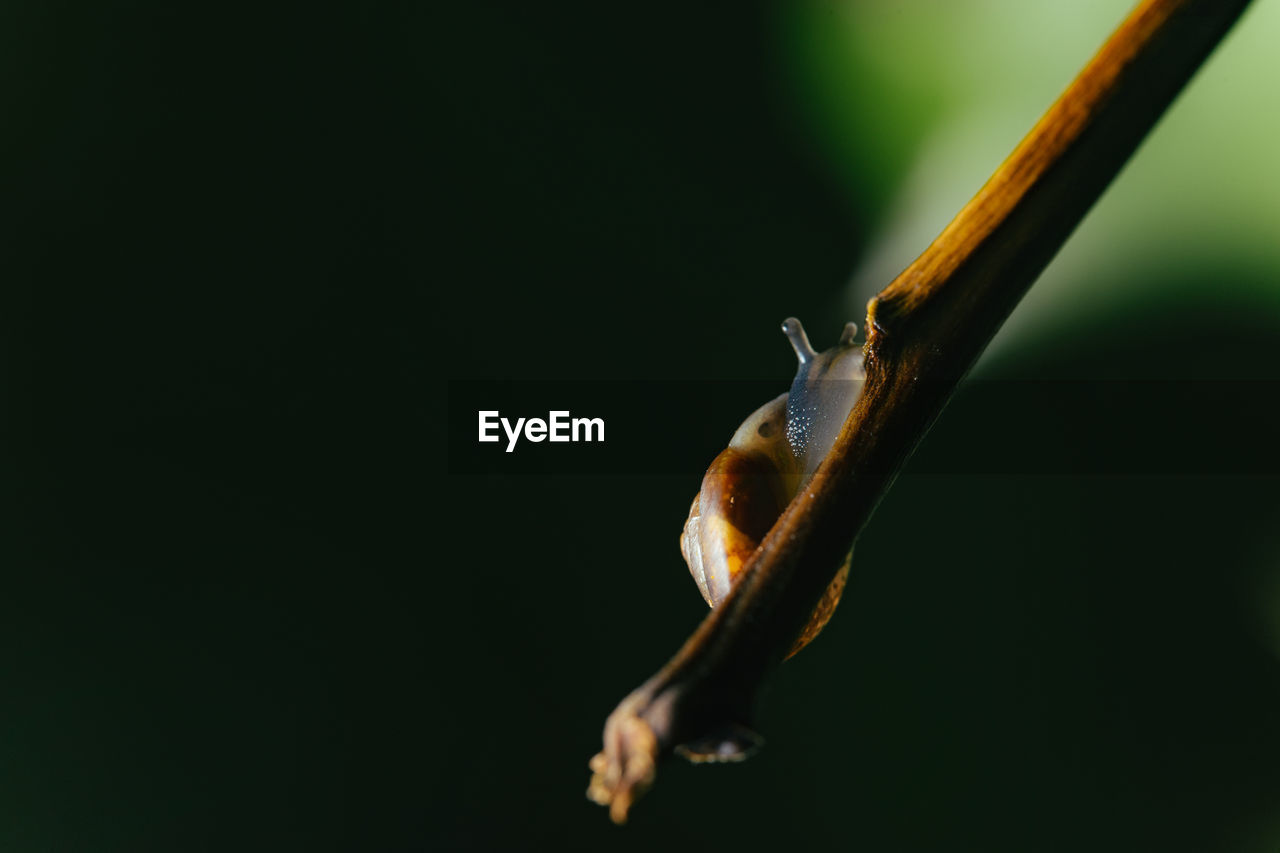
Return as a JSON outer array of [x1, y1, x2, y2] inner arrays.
[[784, 0, 1280, 354]]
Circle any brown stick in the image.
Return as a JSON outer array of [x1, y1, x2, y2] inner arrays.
[[588, 0, 1253, 824]]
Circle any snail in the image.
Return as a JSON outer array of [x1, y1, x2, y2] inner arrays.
[[680, 317, 865, 664]]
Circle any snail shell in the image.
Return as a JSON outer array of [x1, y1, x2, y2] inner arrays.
[[680, 317, 865, 659]]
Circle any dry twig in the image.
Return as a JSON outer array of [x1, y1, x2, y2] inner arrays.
[[587, 0, 1253, 824]]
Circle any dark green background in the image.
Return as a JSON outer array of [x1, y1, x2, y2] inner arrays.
[[6, 2, 1279, 850]]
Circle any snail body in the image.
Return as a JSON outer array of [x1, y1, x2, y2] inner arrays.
[[680, 317, 865, 659]]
